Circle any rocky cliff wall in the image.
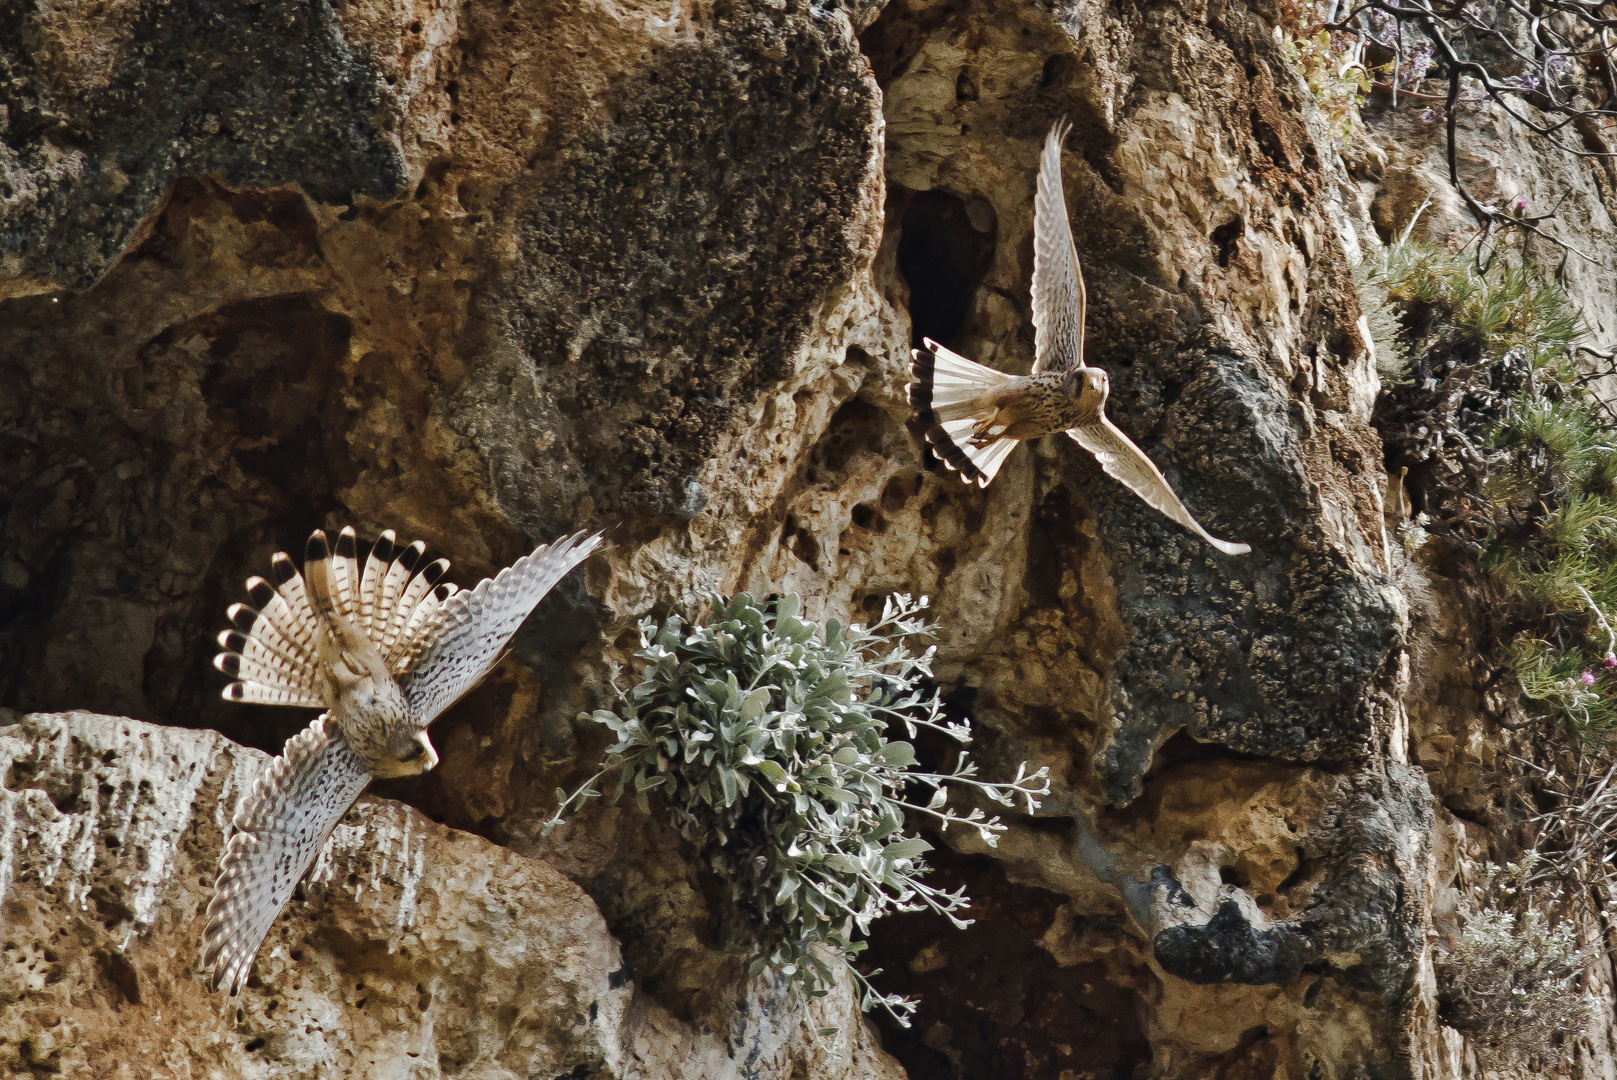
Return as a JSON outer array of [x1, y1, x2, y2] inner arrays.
[[3, 0, 1615, 1076]]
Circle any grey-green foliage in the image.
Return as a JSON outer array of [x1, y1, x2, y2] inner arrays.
[[545, 592, 1050, 1024], [1438, 860, 1596, 1065], [1353, 253, 1413, 385]]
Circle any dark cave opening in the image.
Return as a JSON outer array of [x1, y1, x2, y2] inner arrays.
[[855, 685, 1148, 1080], [861, 848, 1152, 1080], [0, 279, 353, 755], [895, 187, 996, 352]]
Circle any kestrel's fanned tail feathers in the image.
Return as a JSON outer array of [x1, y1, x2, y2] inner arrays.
[[215, 575, 326, 707], [357, 530, 393, 636], [202, 715, 372, 995], [376, 539, 425, 656], [216, 529, 469, 703], [302, 530, 338, 624], [908, 337, 1019, 487], [402, 530, 606, 725], [329, 526, 361, 630], [1067, 420, 1251, 555]]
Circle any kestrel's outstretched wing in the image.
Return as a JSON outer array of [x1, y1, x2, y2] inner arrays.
[[1031, 119, 1086, 375], [1067, 419, 1251, 555], [401, 531, 606, 725], [202, 715, 372, 994]]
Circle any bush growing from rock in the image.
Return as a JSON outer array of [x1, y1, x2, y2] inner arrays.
[[546, 592, 1050, 1022], [1437, 860, 1596, 1065], [1365, 219, 1617, 742]]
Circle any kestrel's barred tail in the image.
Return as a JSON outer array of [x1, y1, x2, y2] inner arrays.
[[213, 529, 463, 703], [201, 715, 372, 995], [908, 337, 1020, 488]]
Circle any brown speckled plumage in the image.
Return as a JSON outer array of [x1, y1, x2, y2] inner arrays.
[[201, 525, 603, 993], [906, 120, 1249, 556]]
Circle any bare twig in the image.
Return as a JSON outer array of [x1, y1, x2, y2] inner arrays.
[[1318, 0, 1617, 271]]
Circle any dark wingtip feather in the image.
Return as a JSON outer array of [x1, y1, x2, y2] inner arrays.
[[248, 579, 276, 608], [214, 654, 242, 676], [422, 558, 449, 586], [336, 526, 357, 559], [227, 604, 258, 633], [221, 631, 249, 653], [372, 531, 396, 563], [223, 682, 245, 700], [433, 583, 451, 602], [271, 553, 296, 586], [398, 541, 424, 573], [306, 530, 329, 563]]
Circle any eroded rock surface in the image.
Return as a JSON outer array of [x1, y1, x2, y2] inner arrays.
[[0, 710, 901, 1078], [5, 0, 1617, 1073]]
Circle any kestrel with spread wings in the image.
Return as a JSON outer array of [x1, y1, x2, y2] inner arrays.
[[201, 525, 604, 993], [907, 120, 1250, 556]]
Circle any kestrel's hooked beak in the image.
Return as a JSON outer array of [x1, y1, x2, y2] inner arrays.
[[415, 731, 439, 772]]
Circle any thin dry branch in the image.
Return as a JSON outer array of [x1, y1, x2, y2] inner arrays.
[[1324, 0, 1617, 273]]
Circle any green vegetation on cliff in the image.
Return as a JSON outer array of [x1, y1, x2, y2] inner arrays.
[[547, 592, 1049, 1023]]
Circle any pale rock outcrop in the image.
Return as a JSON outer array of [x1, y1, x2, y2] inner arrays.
[[0, 710, 901, 1078]]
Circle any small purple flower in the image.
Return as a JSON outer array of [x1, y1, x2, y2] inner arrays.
[[1421, 107, 1440, 124], [1582, 670, 1598, 687], [1368, 10, 1399, 45], [1511, 72, 1542, 91], [1604, 652, 1616, 669], [1512, 195, 1529, 213], [1401, 42, 1434, 87]]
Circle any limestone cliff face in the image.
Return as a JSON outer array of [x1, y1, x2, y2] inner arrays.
[[0, 710, 901, 1078], [2, 0, 1614, 1075]]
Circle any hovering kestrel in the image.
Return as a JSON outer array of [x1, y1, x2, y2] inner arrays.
[[908, 120, 1250, 556], [201, 525, 603, 993]]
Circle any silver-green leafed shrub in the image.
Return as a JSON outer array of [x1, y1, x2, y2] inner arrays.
[[1353, 256, 1413, 385], [545, 592, 1051, 1024], [1438, 861, 1596, 1065]]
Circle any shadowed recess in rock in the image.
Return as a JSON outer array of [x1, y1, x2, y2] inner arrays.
[[895, 187, 997, 351], [862, 850, 1151, 1080], [0, 204, 353, 751]]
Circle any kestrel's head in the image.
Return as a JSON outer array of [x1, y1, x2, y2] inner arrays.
[[1064, 366, 1109, 406], [375, 729, 439, 778]]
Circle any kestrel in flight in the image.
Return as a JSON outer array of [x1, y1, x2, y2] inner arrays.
[[201, 525, 604, 993], [907, 120, 1250, 556]]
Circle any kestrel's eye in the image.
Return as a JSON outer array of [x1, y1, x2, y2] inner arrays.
[[400, 743, 424, 761]]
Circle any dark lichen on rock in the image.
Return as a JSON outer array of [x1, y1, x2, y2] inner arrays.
[[460, 5, 881, 526]]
